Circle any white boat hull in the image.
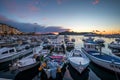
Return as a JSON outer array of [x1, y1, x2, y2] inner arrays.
[[69, 57, 89, 74], [109, 44, 120, 49], [0, 49, 32, 63], [82, 49, 120, 73]]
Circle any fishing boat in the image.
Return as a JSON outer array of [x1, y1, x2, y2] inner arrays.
[[115, 38, 120, 42], [66, 42, 75, 48], [64, 35, 70, 44], [81, 40, 120, 74], [71, 38, 75, 42], [95, 39, 105, 44], [6, 46, 43, 80], [0, 44, 33, 70], [68, 49, 90, 74], [10, 54, 40, 71], [82, 37, 94, 42], [0, 47, 19, 70], [38, 54, 65, 79], [0, 54, 41, 80], [66, 42, 75, 52], [38, 38, 66, 79], [108, 41, 120, 49]]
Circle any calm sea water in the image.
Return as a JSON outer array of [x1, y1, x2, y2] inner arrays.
[[62, 35, 120, 80]]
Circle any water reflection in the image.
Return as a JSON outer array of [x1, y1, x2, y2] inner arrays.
[[89, 62, 120, 80], [68, 63, 89, 80]]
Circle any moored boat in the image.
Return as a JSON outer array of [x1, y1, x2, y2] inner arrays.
[[68, 49, 90, 74], [81, 40, 120, 74], [66, 42, 75, 52], [38, 38, 66, 79], [108, 41, 120, 50], [71, 38, 75, 42], [38, 55, 65, 79], [82, 37, 94, 42], [0, 44, 33, 70], [95, 39, 105, 44], [0, 53, 41, 80], [0, 47, 20, 70]]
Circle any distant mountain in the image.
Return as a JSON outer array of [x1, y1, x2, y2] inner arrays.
[[59, 31, 98, 35]]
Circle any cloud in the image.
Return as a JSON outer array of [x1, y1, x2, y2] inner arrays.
[[95, 30, 100, 32], [0, 15, 10, 21], [0, 14, 68, 33], [92, 0, 100, 5], [29, 5, 39, 12], [1, 0, 40, 15], [57, 0, 62, 4], [0, 15, 16, 23]]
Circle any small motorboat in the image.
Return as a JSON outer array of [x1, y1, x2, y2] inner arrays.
[[71, 38, 75, 42], [66, 42, 75, 52], [68, 49, 90, 74], [108, 41, 120, 50], [82, 37, 94, 42], [38, 55, 65, 79], [81, 40, 120, 74], [95, 39, 105, 44], [0, 43, 33, 70], [8, 54, 41, 80], [0, 54, 41, 80]]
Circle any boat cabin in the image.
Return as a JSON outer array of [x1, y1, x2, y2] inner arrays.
[[0, 47, 16, 55], [83, 42, 97, 51], [66, 42, 75, 47], [52, 42, 64, 52], [16, 44, 31, 52]]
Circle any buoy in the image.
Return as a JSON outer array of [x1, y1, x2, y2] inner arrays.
[[38, 66, 43, 71]]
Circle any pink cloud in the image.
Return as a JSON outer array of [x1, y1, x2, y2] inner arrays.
[[27, 4, 39, 13], [28, 1, 40, 12], [57, 0, 62, 4], [42, 17, 48, 21], [92, 0, 100, 5], [30, 5, 39, 12]]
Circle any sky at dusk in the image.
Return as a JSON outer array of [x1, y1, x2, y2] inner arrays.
[[0, 0, 120, 34]]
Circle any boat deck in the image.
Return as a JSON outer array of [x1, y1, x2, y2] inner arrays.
[[87, 51, 120, 63]]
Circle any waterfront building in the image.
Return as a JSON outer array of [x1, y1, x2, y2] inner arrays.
[[0, 23, 22, 35]]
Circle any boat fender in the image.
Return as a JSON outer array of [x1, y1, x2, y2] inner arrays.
[[38, 62, 46, 71], [38, 66, 43, 71], [42, 62, 47, 67], [57, 66, 61, 72]]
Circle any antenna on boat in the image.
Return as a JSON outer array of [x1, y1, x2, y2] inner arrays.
[[111, 59, 119, 80]]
